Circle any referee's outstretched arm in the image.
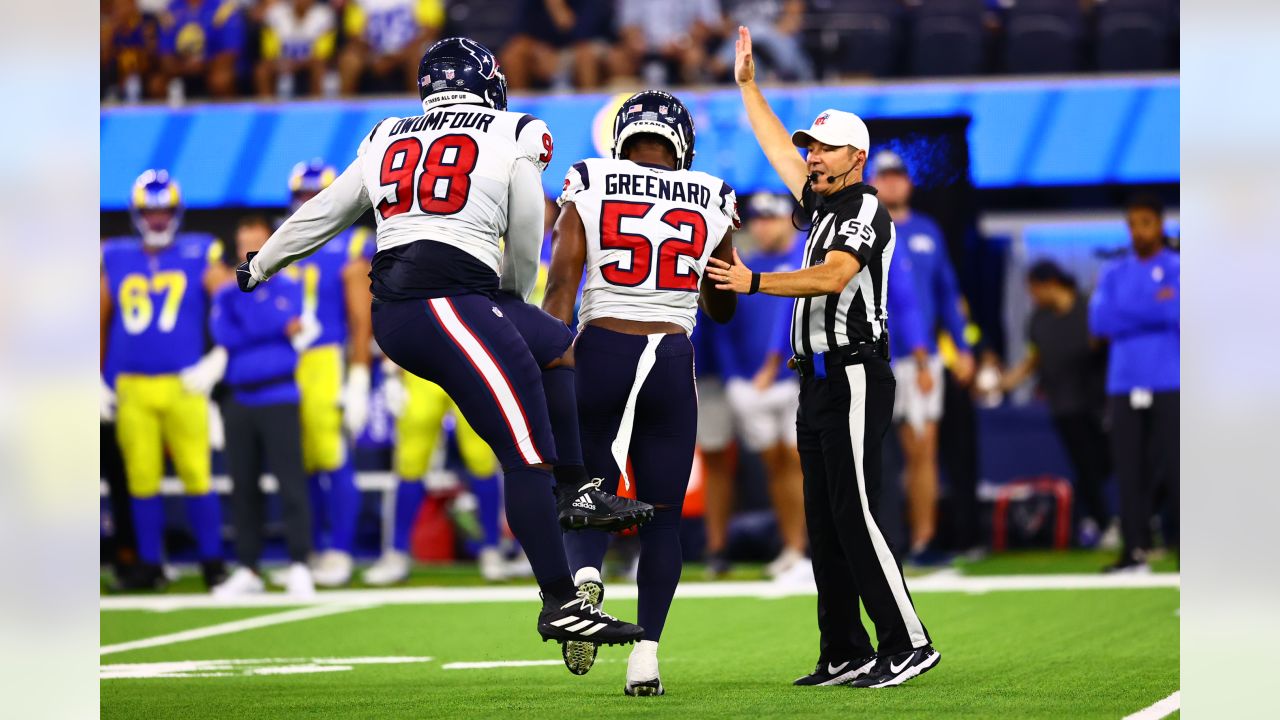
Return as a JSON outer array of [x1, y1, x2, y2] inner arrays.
[[707, 246, 860, 298], [734, 26, 809, 200]]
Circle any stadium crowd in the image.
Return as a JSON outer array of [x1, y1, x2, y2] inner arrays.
[[101, 0, 1179, 102]]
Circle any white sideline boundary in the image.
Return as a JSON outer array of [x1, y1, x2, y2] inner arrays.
[[1123, 691, 1180, 720], [100, 604, 370, 655], [101, 572, 1178, 612]]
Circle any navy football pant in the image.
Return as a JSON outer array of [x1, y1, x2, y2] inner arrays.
[[563, 325, 697, 642], [493, 293, 585, 482], [373, 295, 574, 600]]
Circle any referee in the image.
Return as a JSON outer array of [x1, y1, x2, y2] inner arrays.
[[707, 26, 939, 689]]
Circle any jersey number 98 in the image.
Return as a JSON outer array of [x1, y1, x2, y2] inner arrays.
[[377, 134, 479, 219]]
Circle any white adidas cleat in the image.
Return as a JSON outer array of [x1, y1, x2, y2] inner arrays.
[[624, 640, 664, 696], [363, 550, 411, 586], [284, 562, 316, 599], [478, 547, 507, 582], [212, 567, 265, 599], [312, 550, 354, 587]]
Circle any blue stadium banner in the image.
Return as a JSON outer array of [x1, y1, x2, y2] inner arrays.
[[101, 76, 1178, 210]]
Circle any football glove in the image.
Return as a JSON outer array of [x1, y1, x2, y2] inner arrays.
[[180, 347, 228, 396], [342, 363, 371, 436], [236, 251, 260, 292], [290, 313, 323, 352]]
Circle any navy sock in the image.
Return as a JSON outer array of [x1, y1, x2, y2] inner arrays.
[[564, 529, 610, 578], [541, 366, 587, 490], [636, 507, 684, 642], [502, 466, 574, 601], [471, 473, 502, 548], [327, 458, 360, 554], [183, 492, 223, 560], [131, 496, 164, 564], [307, 473, 328, 551], [393, 479, 426, 553]]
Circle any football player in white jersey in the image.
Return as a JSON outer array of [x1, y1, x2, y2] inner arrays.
[[543, 90, 739, 695], [237, 37, 648, 648]]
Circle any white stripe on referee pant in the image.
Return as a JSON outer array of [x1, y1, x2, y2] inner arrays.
[[609, 334, 664, 492], [845, 363, 929, 648], [428, 297, 542, 465]]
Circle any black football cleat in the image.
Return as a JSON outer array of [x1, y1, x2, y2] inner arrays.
[[112, 561, 168, 592], [850, 645, 941, 688], [793, 655, 878, 686], [562, 571, 606, 675], [538, 591, 643, 647], [557, 478, 654, 532]]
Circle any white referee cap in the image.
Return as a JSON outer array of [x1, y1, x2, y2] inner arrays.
[[791, 109, 870, 153]]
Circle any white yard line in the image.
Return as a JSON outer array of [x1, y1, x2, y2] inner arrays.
[[442, 660, 568, 670], [100, 604, 370, 655], [100, 573, 1179, 612], [1123, 690, 1180, 720]]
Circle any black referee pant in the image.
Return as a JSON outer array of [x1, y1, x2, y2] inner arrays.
[[797, 352, 932, 661]]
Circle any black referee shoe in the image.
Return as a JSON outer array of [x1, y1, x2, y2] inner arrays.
[[557, 478, 654, 532], [850, 645, 941, 688], [793, 655, 877, 686]]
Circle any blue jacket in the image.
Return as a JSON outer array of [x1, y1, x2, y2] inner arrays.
[[714, 239, 806, 382], [886, 247, 927, 361], [210, 277, 302, 406], [1088, 248, 1180, 394], [893, 212, 969, 355]]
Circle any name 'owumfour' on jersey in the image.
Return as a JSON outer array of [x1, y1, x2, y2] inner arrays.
[[386, 110, 496, 136], [559, 157, 739, 335]]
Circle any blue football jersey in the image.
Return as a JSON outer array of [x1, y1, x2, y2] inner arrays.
[[284, 227, 374, 348], [102, 233, 222, 375]]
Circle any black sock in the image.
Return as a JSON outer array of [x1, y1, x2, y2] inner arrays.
[[541, 365, 587, 491]]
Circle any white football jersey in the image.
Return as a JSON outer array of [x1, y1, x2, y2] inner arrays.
[[359, 106, 552, 272], [558, 157, 739, 334], [252, 103, 554, 301]]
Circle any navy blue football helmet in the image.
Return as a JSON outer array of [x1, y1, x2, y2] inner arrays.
[[418, 37, 507, 112], [611, 91, 696, 171]]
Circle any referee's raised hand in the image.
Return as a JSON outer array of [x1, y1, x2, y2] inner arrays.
[[735, 26, 755, 86]]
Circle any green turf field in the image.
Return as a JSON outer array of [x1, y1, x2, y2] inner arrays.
[[101, 553, 1179, 719]]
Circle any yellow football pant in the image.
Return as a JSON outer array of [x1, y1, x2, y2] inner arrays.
[[114, 373, 211, 498]]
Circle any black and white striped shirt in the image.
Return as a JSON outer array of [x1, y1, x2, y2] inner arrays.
[[791, 182, 896, 357]]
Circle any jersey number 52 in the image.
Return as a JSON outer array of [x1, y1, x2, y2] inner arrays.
[[600, 200, 707, 292], [377, 134, 479, 219]]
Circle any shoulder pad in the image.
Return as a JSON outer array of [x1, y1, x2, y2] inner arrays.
[[514, 115, 553, 172]]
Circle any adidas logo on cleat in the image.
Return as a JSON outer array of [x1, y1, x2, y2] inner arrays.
[[572, 495, 596, 510]]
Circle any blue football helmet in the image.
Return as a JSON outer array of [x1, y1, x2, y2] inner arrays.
[[129, 169, 184, 248], [288, 158, 336, 213], [417, 37, 507, 113], [611, 90, 696, 171]]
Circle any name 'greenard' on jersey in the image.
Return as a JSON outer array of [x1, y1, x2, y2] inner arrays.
[[558, 157, 740, 334]]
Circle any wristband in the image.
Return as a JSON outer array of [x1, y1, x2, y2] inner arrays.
[[749, 272, 762, 295]]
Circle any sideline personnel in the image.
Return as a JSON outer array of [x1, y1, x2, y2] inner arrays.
[[706, 26, 938, 689]]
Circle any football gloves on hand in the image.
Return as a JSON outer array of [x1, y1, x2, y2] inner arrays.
[[342, 363, 371, 436], [237, 251, 260, 292]]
